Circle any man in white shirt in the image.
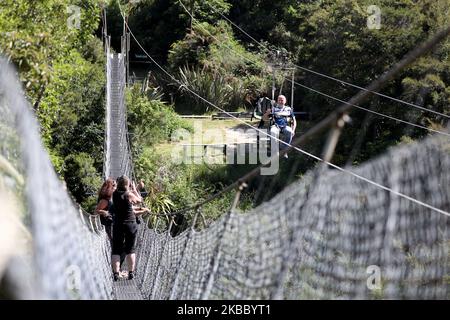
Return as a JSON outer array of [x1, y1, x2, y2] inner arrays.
[[264, 95, 296, 157]]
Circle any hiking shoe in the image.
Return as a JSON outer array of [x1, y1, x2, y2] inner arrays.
[[128, 271, 134, 280]]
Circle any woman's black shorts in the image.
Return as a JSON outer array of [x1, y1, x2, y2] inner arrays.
[[112, 222, 138, 255]]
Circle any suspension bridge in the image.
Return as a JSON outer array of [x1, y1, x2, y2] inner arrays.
[[0, 8, 449, 299]]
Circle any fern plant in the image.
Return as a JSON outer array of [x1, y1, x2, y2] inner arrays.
[[177, 66, 235, 113], [144, 186, 176, 232]]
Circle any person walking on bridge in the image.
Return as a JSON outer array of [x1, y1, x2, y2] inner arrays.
[[111, 175, 149, 281]]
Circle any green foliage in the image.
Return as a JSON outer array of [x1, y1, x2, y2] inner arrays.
[[289, 0, 450, 164], [37, 44, 106, 208], [178, 66, 236, 113], [169, 21, 264, 74], [1, 1, 106, 210], [107, 0, 231, 63], [63, 152, 102, 210], [5, 0, 450, 221], [127, 83, 193, 149], [134, 139, 257, 226], [135, 150, 250, 228], [228, 0, 302, 51], [39, 45, 105, 157], [126, 83, 223, 227], [183, 0, 231, 23], [144, 188, 176, 216], [0, 0, 101, 104]]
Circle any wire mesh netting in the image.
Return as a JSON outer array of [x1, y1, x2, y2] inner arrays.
[[137, 136, 449, 299], [0, 58, 113, 299], [105, 49, 132, 180]]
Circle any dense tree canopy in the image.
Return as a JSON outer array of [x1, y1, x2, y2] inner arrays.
[[0, 0, 105, 208], [0, 0, 101, 105]]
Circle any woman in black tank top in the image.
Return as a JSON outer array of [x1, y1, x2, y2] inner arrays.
[[111, 175, 149, 281]]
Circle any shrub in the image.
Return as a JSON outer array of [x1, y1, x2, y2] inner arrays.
[[62, 152, 102, 211], [127, 83, 193, 147]]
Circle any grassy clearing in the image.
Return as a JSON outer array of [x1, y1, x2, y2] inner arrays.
[[154, 118, 260, 156]]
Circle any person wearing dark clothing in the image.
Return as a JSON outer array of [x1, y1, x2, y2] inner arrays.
[[111, 175, 149, 281]]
